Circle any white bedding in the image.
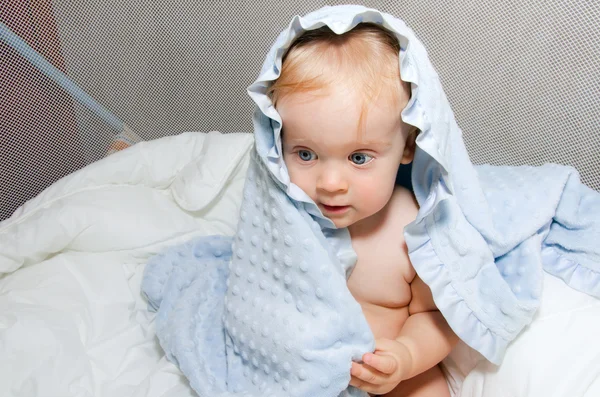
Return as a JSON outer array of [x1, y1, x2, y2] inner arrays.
[[1, 132, 599, 397]]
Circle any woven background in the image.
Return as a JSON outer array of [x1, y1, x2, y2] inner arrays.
[[1, 0, 599, 220]]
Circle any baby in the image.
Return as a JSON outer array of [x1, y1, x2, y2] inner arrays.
[[268, 24, 458, 396]]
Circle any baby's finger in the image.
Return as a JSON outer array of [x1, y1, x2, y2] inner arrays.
[[351, 361, 385, 385], [350, 375, 376, 393], [350, 375, 390, 395], [349, 371, 379, 393], [349, 375, 366, 390], [363, 352, 398, 375]]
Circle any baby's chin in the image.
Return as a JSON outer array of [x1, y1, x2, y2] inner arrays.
[[331, 219, 354, 229], [330, 213, 370, 229]]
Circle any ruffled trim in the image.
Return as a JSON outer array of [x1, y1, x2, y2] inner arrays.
[[407, 231, 504, 364], [541, 170, 600, 299], [405, 209, 539, 365], [542, 246, 600, 299], [246, 5, 439, 228], [245, 4, 546, 366]]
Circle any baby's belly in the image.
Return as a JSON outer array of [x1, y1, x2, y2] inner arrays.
[[359, 301, 410, 341]]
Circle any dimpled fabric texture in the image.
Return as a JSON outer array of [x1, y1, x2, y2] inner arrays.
[[142, 4, 600, 395], [143, 153, 374, 397], [222, 154, 373, 396], [143, 235, 232, 393]]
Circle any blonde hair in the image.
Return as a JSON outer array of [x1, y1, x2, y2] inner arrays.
[[268, 23, 411, 133]]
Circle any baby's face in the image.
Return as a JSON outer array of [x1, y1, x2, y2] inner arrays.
[[278, 84, 414, 228]]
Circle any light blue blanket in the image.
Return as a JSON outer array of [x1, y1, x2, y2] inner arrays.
[[142, 5, 600, 396]]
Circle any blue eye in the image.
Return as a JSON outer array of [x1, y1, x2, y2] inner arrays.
[[350, 152, 373, 165], [298, 150, 316, 161]]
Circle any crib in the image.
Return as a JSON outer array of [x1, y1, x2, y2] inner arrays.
[[1, 1, 599, 396]]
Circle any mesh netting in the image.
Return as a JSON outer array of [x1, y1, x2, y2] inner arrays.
[[384, 0, 600, 190], [1, 0, 599, 221]]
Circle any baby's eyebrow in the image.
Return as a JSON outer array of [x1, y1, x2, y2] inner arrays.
[[282, 137, 313, 145], [356, 140, 392, 148]]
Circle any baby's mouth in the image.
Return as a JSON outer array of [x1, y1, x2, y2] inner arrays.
[[320, 204, 351, 215]]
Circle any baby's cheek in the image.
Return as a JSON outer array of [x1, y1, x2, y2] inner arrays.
[[359, 180, 395, 213], [287, 165, 314, 196], [285, 163, 299, 185]]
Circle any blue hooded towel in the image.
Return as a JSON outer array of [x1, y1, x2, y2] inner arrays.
[[142, 5, 600, 397]]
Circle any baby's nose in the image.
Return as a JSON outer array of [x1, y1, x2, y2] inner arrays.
[[317, 166, 348, 193]]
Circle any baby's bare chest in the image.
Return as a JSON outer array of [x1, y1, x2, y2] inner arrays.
[[346, 231, 414, 309]]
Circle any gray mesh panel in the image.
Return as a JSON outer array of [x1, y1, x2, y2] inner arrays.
[[384, 0, 600, 190], [1, 1, 599, 221]]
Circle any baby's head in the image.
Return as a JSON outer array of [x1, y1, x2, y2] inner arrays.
[[269, 24, 417, 228]]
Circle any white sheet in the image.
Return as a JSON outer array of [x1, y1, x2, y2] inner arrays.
[[1, 132, 598, 397]]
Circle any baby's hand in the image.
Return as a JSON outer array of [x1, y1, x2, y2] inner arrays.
[[349, 338, 412, 395]]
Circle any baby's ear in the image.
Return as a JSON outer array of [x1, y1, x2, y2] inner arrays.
[[401, 128, 418, 164]]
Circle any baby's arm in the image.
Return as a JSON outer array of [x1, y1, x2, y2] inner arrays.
[[350, 276, 458, 394], [393, 275, 458, 379]]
